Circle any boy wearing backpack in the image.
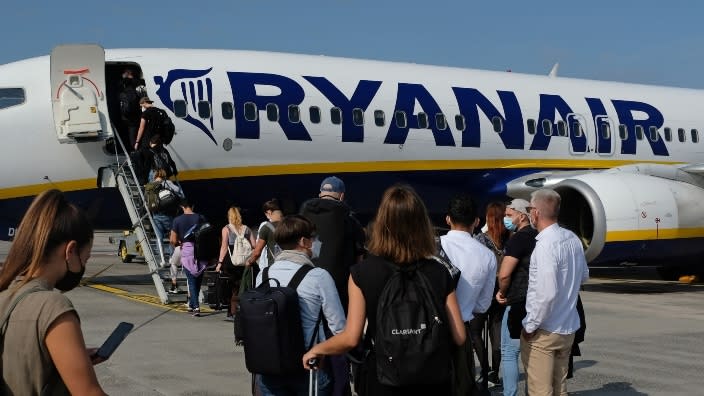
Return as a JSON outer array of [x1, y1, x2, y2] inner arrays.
[[170, 199, 208, 317], [247, 215, 346, 395]]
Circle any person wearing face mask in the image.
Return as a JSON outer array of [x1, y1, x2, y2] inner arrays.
[[474, 201, 512, 387], [300, 176, 366, 396], [0, 189, 107, 395], [254, 215, 346, 396], [494, 198, 537, 396]]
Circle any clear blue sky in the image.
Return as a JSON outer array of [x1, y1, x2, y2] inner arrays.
[[2, 1, 702, 88]]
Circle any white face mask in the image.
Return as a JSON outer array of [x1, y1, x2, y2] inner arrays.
[[311, 236, 322, 259]]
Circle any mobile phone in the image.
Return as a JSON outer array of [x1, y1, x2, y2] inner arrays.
[[95, 322, 134, 359]]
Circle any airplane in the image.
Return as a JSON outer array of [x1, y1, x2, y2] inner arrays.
[[1, 44, 703, 279]]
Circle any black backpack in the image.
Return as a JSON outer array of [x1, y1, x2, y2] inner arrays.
[[374, 260, 452, 386], [119, 88, 140, 120], [239, 265, 321, 375], [144, 181, 178, 213], [151, 148, 175, 178], [184, 216, 220, 261], [151, 108, 176, 145]]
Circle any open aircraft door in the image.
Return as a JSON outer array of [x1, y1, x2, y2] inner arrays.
[[51, 44, 113, 143]]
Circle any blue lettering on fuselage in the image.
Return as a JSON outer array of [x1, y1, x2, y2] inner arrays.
[[303, 77, 381, 142], [384, 83, 455, 146], [155, 68, 672, 157], [452, 88, 523, 149]]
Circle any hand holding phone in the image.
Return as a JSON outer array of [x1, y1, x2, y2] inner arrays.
[[94, 322, 134, 360]]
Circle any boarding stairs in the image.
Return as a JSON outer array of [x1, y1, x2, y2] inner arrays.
[[100, 135, 184, 304]]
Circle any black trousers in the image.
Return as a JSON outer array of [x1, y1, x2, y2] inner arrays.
[[468, 301, 505, 378]]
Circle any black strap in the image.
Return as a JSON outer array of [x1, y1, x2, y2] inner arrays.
[[288, 265, 314, 290]]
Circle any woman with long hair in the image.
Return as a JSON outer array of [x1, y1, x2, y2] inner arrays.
[[474, 201, 511, 386], [216, 206, 255, 319], [0, 189, 107, 395], [302, 184, 465, 395]]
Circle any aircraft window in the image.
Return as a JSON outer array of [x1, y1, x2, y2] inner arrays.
[[244, 102, 258, 121], [542, 119, 552, 136], [649, 126, 659, 142], [635, 125, 644, 140], [0, 88, 25, 109], [197, 101, 211, 119], [266, 103, 279, 122], [619, 124, 628, 140], [557, 120, 567, 137], [418, 112, 429, 129], [492, 116, 503, 133], [288, 105, 301, 123], [222, 102, 234, 120], [174, 100, 188, 118], [395, 111, 407, 128], [455, 115, 466, 131], [600, 123, 611, 140], [352, 108, 364, 126], [571, 121, 584, 138], [527, 119, 536, 135], [664, 127, 672, 142], [678, 128, 686, 142], [310, 106, 321, 124], [692, 129, 700, 143], [436, 114, 447, 130], [331, 107, 342, 125], [374, 110, 385, 127]]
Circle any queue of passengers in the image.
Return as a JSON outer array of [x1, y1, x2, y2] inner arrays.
[[0, 177, 588, 395]]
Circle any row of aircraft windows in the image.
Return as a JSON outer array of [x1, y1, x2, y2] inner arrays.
[[173, 99, 701, 144]]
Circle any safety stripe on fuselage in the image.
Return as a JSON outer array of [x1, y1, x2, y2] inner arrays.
[[0, 157, 682, 200], [606, 228, 704, 242]]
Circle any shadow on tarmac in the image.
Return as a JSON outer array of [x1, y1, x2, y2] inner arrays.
[[570, 381, 648, 395]]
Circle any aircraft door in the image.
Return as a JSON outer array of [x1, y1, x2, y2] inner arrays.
[[567, 113, 588, 155], [594, 115, 615, 156], [50, 44, 113, 143]]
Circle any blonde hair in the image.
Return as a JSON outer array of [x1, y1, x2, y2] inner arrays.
[[227, 207, 243, 227], [0, 190, 93, 291], [368, 184, 436, 264]]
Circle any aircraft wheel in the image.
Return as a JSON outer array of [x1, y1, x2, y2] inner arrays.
[[119, 240, 134, 263]]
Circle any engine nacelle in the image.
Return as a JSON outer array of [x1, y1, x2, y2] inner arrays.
[[554, 173, 704, 264]]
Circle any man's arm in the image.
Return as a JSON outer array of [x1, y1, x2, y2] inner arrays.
[[475, 255, 497, 314], [496, 255, 518, 303], [134, 118, 146, 150], [522, 246, 558, 334]]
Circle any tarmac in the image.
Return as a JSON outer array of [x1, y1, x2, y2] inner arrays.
[[2, 232, 704, 395]]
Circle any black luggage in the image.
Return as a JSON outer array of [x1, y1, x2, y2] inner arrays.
[[204, 270, 232, 310]]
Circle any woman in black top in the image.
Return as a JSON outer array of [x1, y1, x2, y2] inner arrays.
[[303, 185, 465, 396]]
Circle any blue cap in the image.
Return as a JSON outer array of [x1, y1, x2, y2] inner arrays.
[[320, 176, 345, 193]]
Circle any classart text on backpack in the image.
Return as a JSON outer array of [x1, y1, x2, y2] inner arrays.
[[151, 108, 176, 145], [185, 217, 220, 261], [238, 265, 321, 375], [145, 181, 179, 213], [373, 260, 452, 386], [228, 226, 253, 266]]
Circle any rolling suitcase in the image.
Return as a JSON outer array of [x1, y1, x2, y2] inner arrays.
[[308, 358, 319, 396]]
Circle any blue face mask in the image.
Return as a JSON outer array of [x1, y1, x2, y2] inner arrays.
[[503, 217, 517, 232]]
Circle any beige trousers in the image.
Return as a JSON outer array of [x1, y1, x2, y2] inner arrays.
[[520, 329, 575, 396]]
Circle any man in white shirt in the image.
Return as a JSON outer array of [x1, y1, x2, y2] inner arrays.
[[521, 189, 589, 396], [440, 194, 497, 392]]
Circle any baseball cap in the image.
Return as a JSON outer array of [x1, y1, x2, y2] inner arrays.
[[507, 198, 531, 216], [139, 97, 154, 105], [320, 176, 345, 193]]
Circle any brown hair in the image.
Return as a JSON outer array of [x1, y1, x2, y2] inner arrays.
[[368, 184, 436, 264], [154, 168, 167, 179], [486, 201, 509, 250], [262, 198, 280, 213], [227, 206, 243, 227], [274, 215, 315, 250], [0, 189, 93, 291]]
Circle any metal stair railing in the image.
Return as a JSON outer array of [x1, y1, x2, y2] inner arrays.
[[109, 132, 171, 304]]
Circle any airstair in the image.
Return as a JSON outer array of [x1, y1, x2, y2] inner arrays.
[[98, 135, 179, 304]]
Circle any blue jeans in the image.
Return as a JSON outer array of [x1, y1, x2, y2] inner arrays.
[[258, 369, 331, 396], [185, 269, 203, 310], [502, 306, 521, 396]]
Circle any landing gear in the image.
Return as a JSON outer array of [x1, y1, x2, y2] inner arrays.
[[118, 240, 135, 263]]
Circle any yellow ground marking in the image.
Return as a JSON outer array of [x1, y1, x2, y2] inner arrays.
[[84, 282, 214, 313]]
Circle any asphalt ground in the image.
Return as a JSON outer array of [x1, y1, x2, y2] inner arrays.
[[2, 233, 704, 395]]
